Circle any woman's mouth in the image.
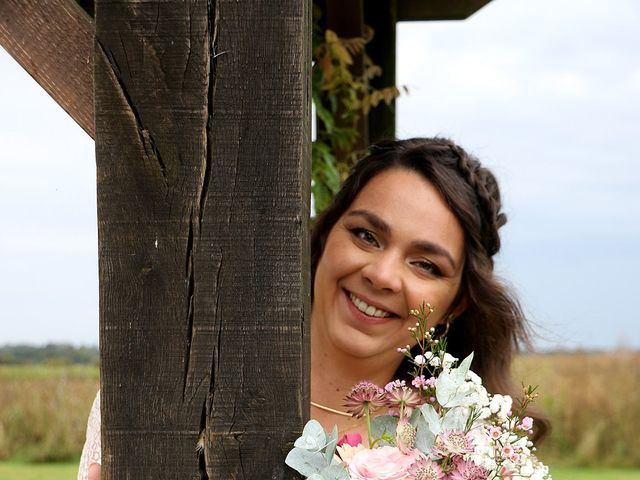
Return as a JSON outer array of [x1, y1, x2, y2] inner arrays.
[[344, 290, 398, 324]]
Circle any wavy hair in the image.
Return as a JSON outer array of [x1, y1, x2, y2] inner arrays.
[[310, 137, 548, 440]]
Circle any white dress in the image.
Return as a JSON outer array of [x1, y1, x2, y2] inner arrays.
[[77, 390, 101, 480]]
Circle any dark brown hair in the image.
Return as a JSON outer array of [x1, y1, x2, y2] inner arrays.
[[311, 137, 548, 440]]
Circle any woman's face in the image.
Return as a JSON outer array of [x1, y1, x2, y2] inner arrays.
[[312, 168, 466, 362]]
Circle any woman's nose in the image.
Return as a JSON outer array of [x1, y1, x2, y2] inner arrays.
[[361, 252, 402, 292]]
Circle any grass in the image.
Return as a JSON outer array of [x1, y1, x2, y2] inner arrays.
[[513, 350, 640, 468], [551, 466, 640, 479], [0, 460, 78, 480], [0, 461, 638, 480]]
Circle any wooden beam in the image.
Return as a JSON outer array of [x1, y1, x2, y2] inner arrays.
[[0, 0, 95, 138], [95, 0, 310, 477], [365, 0, 397, 142], [398, 0, 492, 21]]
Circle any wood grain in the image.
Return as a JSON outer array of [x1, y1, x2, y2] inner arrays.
[[0, 0, 95, 138], [95, 0, 310, 477]]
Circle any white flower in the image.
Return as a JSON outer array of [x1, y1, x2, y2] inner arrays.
[[429, 356, 441, 367], [424, 351, 434, 360], [489, 394, 513, 420], [442, 353, 457, 369], [414, 354, 426, 365], [466, 370, 482, 385]]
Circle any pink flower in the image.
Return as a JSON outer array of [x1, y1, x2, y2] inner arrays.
[[501, 445, 513, 458], [396, 416, 417, 454], [338, 432, 363, 447], [385, 386, 422, 416], [448, 459, 489, 480], [385, 379, 407, 392], [488, 426, 501, 440], [432, 430, 474, 458], [412, 375, 428, 389], [344, 381, 386, 418], [407, 457, 445, 480], [348, 446, 425, 480], [519, 416, 534, 431]]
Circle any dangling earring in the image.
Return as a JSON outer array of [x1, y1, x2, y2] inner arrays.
[[434, 314, 455, 339]]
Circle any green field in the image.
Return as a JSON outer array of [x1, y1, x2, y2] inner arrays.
[[0, 461, 79, 480], [0, 462, 638, 480]]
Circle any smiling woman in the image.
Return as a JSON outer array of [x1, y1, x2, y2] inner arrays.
[[308, 137, 548, 442]]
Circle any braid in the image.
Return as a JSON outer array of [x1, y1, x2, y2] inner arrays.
[[445, 141, 506, 257]]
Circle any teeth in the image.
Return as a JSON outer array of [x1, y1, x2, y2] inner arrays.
[[349, 293, 392, 318]]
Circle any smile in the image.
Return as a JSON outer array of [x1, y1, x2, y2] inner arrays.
[[348, 292, 393, 318]]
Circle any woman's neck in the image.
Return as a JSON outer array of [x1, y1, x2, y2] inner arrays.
[[309, 321, 403, 436]]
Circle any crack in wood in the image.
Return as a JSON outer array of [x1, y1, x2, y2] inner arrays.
[[96, 39, 169, 186], [182, 214, 196, 399], [200, 0, 219, 228]]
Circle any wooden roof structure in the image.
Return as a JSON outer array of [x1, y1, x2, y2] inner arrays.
[[0, 0, 492, 141]]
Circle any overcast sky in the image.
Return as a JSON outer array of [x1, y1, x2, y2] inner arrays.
[[1, 0, 638, 350]]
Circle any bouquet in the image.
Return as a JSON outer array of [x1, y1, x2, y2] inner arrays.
[[286, 304, 551, 480]]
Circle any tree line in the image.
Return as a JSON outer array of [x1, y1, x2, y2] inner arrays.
[[0, 343, 99, 364]]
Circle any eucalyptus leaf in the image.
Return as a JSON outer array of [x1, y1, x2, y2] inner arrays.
[[413, 410, 436, 454], [419, 404, 442, 435], [319, 464, 350, 480], [441, 406, 468, 432], [324, 425, 339, 464], [294, 420, 327, 452], [371, 415, 398, 445], [285, 448, 328, 477]]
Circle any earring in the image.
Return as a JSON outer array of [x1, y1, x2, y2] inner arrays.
[[434, 314, 455, 339]]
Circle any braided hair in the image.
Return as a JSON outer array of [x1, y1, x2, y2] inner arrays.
[[310, 137, 548, 441]]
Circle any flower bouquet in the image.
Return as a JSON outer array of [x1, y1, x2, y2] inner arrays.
[[286, 304, 552, 480]]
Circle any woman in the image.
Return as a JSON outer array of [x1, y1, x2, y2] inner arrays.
[[78, 137, 545, 479]]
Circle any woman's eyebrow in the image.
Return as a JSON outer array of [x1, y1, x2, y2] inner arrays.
[[346, 209, 390, 234], [347, 209, 458, 270], [411, 240, 457, 271]]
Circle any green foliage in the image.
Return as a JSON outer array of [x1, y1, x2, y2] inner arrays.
[[513, 351, 640, 468], [0, 366, 99, 462], [311, 11, 404, 214], [0, 461, 79, 480], [0, 344, 99, 365]]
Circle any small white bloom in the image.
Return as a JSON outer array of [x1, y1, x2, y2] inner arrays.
[[466, 370, 482, 385], [424, 351, 434, 360], [442, 353, 456, 368], [429, 356, 441, 367], [414, 354, 426, 365]]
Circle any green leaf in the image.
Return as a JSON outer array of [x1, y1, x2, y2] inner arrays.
[[285, 448, 328, 477], [324, 425, 339, 465], [294, 419, 327, 452], [413, 410, 436, 454], [419, 404, 442, 435], [319, 465, 350, 480], [371, 415, 398, 446]]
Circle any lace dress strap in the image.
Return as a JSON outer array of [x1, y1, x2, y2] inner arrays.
[[77, 390, 101, 480]]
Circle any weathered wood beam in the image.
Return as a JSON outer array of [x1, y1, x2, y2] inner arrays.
[[398, 0, 493, 21], [0, 0, 95, 138], [95, 0, 310, 477], [365, 0, 397, 143]]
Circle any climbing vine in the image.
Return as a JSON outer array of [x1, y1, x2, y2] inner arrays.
[[311, 18, 405, 214]]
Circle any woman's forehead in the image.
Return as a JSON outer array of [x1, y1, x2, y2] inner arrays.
[[345, 169, 465, 262]]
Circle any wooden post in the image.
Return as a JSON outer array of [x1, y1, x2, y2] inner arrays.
[[94, 1, 310, 477]]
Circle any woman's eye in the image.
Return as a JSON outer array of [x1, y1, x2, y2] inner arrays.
[[412, 260, 442, 276], [350, 228, 379, 247]]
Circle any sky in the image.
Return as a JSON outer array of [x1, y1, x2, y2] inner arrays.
[[1, 0, 639, 350]]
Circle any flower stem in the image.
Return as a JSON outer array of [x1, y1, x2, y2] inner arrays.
[[364, 403, 373, 448]]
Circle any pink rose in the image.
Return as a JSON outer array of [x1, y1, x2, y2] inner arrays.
[[338, 432, 363, 447], [348, 446, 424, 480]]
